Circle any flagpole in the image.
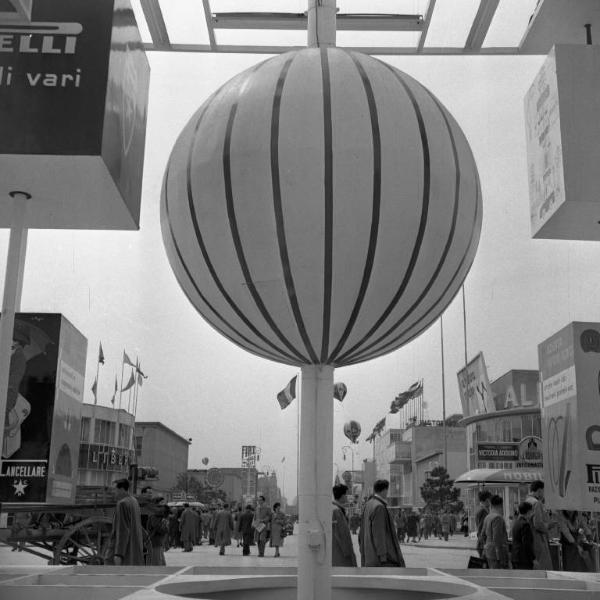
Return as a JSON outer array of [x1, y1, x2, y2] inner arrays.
[[117, 351, 125, 448], [462, 284, 468, 366], [441, 317, 447, 470]]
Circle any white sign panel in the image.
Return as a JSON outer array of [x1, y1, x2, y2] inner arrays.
[[457, 352, 494, 418]]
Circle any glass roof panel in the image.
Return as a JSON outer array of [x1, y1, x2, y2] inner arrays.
[[424, 0, 480, 47], [483, 0, 539, 47], [210, 0, 307, 12], [215, 28, 309, 47], [336, 0, 430, 15], [130, 0, 152, 44], [337, 30, 420, 48], [161, 0, 210, 45]]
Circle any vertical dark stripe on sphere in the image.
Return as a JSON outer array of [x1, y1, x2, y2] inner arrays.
[[320, 47, 334, 363], [271, 54, 319, 363], [223, 64, 310, 364], [341, 93, 463, 365], [333, 64, 431, 365], [163, 160, 282, 364], [184, 76, 303, 365], [345, 181, 481, 366], [327, 51, 382, 364]]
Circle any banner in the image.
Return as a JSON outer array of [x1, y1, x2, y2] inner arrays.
[[539, 322, 600, 510], [457, 352, 494, 418], [0, 314, 86, 503]]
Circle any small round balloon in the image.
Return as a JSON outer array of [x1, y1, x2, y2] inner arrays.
[[202, 457, 209, 466], [162, 47, 481, 367], [344, 420, 361, 444]]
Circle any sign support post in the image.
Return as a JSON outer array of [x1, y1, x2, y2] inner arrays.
[[0, 193, 28, 462]]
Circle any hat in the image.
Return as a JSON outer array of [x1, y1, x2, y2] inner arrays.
[[13, 321, 30, 345]]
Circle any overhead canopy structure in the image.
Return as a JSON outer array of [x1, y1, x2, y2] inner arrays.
[[455, 468, 543, 486], [133, 0, 600, 56]]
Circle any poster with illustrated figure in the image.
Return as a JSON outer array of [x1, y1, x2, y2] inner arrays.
[[539, 322, 600, 511], [0, 314, 86, 503]]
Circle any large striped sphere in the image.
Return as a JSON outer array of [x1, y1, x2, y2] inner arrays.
[[161, 48, 481, 367]]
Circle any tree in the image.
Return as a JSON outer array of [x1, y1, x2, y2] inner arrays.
[[420, 466, 463, 513], [173, 473, 204, 500]]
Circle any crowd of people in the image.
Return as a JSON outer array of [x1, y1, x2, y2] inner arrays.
[[475, 480, 598, 571], [106, 481, 291, 566], [104, 476, 599, 573]]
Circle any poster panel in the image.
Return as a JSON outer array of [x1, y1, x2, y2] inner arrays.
[[457, 352, 494, 418], [0, 314, 86, 503], [539, 322, 600, 511], [46, 316, 86, 503]]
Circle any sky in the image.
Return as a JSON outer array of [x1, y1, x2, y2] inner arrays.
[[4, 1, 600, 503]]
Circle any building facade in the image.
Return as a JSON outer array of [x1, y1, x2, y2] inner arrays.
[[372, 422, 467, 508], [135, 421, 190, 496], [458, 369, 542, 526], [78, 403, 136, 492]]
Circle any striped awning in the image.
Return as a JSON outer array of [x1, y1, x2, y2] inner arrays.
[[455, 468, 543, 485]]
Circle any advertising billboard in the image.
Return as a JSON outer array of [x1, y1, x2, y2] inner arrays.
[[539, 322, 600, 511], [0, 314, 87, 503], [457, 352, 494, 418], [0, 0, 150, 229]]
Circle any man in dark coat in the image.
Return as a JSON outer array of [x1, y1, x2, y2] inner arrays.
[[511, 501, 534, 569], [108, 478, 145, 565], [237, 505, 255, 556], [358, 479, 405, 567], [475, 490, 491, 558], [180, 503, 196, 552], [332, 484, 357, 567], [254, 495, 272, 557]]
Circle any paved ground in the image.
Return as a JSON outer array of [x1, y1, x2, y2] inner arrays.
[[0, 529, 476, 570]]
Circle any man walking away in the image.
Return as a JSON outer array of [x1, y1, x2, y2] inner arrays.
[[511, 501, 534, 569], [237, 505, 255, 556], [475, 490, 491, 558], [332, 484, 357, 566], [179, 503, 196, 552], [481, 495, 509, 569], [358, 479, 405, 567], [525, 480, 553, 570], [214, 503, 234, 555], [107, 478, 145, 566]]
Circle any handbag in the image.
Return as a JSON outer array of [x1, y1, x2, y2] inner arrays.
[[468, 555, 487, 569], [254, 522, 266, 533]]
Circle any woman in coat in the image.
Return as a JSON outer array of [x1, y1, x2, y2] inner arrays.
[[214, 503, 234, 555], [147, 504, 170, 566], [270, 502, 286, 558]]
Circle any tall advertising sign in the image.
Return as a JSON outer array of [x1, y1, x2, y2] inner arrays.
[[457, 352, 494, 418], [0, 0, 150, 230], [539, 322, 600, 510], [0, 314, 87, 503]]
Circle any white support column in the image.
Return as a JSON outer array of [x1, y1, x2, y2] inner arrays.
[[0, 194, 29, 461], [307, 0, 337, 48], [298, 364, 334, 600]]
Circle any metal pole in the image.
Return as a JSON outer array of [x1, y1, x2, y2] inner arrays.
[[0, 193, 28, 465], [298, 364, 333, 600], [462, 285, 468, 366], [307, 0, 336, 48], [441, 317, 447, 470]]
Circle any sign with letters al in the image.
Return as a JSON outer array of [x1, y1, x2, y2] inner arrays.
[[0, 0, 149, 230], [539, 322, 600, 510]]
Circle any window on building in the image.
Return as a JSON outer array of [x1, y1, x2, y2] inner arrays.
[[522, 414, 533, 437], [81, 417, 91, 442], [135, 435, 143, 455], [511, 416, 522, 441], [532, 413, 541, 438], [119, 424, 130, 448], [95, 419, 115, 445]]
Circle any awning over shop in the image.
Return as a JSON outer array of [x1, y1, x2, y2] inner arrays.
[[455, 468, 543, 486]]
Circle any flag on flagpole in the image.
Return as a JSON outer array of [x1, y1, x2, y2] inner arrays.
[[333, 382, 347, 402], [277, 376, 297, 410], [111, 376, 117, 405], [136, 362, 148, 379], [281, 456, 285, 463], [121, 370, 135, 392], [98, 342, 105, 365], [137, 372, 144, 387], [91, 378, 97, 403], [123, 350, 135, 367]]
